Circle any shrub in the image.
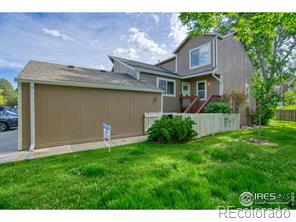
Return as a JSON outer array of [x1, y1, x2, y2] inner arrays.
[[147, 116, 197, 143], [223, 90, 247, 113], [204, 102, 230, 113]]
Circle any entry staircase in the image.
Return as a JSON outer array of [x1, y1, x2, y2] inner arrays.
[[183, 94, 221, 113]]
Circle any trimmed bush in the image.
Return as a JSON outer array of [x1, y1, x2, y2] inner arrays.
[[148, 116, 197, 143], [204, 102, 230, 113]]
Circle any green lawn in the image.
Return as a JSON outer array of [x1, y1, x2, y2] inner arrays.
[[0, 121, 295, 209]]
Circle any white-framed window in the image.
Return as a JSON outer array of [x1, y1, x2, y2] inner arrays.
[[245, 83, 250, 101], [189, 43, 211, 69], [157, 78, 176, 97], [196, 80, 207, 100]]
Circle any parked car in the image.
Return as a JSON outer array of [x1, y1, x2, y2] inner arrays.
[[0, 109, 18, 132]]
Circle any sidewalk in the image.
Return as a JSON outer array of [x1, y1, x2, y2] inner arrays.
[[0, 135, 147, 165]]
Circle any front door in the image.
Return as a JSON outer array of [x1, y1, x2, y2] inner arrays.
[[182, 82, 191, 96]]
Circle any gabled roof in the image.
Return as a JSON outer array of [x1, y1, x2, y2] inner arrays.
[[16, 60, 162, 93], [173, 32, 225, 53], [109, 55, 181, 78]]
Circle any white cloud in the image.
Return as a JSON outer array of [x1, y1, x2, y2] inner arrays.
[[112, 48, 139, 60], [42, 28, 75, 41], [169, 13, 188, 46], [127, 27, 167, 56], [152, 14, 159, 25], [112, 27, 167, 62], [0, 58, 23, 69], [90, 64, 106, 70]]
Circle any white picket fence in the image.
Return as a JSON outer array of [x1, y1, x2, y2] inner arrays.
[[144, 112, 240, 138]]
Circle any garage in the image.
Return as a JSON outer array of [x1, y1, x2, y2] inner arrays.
[[16, 61, 162, 150]]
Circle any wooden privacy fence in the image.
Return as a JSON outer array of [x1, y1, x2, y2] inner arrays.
[[275, 110, 296, 122], [144, 112, 240, 138]]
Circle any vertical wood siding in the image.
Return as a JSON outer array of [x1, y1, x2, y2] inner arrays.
[[157, 59, 176, 72], [140, 73, 181, 113], [22, 84, 161, 149], [176, 35, 215, 75]]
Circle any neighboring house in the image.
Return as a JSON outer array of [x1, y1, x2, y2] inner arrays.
[[110, 32, 256, 123], [16, 32, 255, 150]]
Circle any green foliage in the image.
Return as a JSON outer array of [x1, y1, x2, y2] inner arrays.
[[179, 13, 296, 82], [0, 89, 7, 106], [276, 105, 296, 110], [284, 84, 296, 105], [204, 102, 230, 113], [223, 90, 247, 113], [147, 116, 197, 143], [251, 74, 279, 125], [0, 79, 17, 107]]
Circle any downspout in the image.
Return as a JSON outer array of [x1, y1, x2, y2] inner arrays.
[[211, 36, 223, 96], [29, 82, 35, 151]]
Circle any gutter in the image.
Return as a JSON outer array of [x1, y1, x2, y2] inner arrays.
[[211, 36, 223, 96], [15, 79, 164, 94]]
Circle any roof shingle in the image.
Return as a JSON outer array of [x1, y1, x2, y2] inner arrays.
[[16, 60, 162, 92]]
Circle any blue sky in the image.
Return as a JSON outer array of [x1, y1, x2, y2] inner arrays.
[[0, 13, 188, 88]]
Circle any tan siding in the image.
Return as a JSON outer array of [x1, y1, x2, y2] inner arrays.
[[185, 75, 220, 109], [158, 59, 176, 72], [140, 73, 181, 112], [176, 35, 215, 75], [24, 84, 161, 149], [218, 35, 256, 124], [21, 83, 31, 150]]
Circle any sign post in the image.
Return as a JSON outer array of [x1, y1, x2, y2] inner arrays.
[[103, 123, 111, 152]]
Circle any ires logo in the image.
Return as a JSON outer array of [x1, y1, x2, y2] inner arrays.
[[239, 192, 294, 207]]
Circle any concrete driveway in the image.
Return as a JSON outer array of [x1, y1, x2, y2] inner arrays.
[[0, 128, 18, 155]]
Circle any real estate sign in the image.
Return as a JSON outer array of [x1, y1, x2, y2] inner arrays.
[[103, 123, 111, 140], [103, 123, 111, 152]]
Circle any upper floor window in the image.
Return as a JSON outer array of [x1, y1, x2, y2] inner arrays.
[[157, 78, 176, 97], [189, 43, 211, 69]]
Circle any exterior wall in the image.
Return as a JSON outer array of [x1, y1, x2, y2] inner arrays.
[[176, 35, 215, 75], [140, 72, 181, 113], [218, 34, 256, 124], [21, 83, 31, 150], [22, 84, 161, 150], [157, 58, 176, 72], [185, 75, 220, 108]]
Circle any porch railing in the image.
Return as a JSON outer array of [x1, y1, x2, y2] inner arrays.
[[197, 94, 221, 113]]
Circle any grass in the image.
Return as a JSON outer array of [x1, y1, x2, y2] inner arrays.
[[0, 120, 295, 209], [276, 105, 296, 110]]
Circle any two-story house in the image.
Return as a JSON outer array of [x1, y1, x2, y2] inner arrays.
[[110, 32, 256, 123], [16, 32, 255, 150]]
